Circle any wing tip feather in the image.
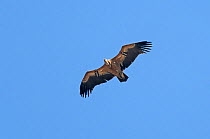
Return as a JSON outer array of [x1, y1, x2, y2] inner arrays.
[[80, 82, 93, 98], [135, 41, 153, 53]]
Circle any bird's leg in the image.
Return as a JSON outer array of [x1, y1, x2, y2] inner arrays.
[[119, 72, 123, 78]]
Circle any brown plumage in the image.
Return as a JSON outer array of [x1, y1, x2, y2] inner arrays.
[[80, 41, 152, 97]]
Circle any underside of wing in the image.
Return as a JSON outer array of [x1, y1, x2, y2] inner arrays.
[[80, 65, 115, 97], [112, 41, 152, 70]]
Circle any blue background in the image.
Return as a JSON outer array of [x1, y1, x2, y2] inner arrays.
[[1, 0, 210, 138]]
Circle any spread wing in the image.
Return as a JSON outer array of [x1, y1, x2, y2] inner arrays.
[[112, 41, 152, 70], [80, 65, 115, 98]]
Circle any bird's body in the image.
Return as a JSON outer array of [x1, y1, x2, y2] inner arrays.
[[103, 58, 129, 82], [80, 41, 152, 97]]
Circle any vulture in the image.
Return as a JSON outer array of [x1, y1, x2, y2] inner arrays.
[[80, 41, 152, 97]]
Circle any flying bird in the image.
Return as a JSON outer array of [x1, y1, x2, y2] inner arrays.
[[80, 41, 152, 97]]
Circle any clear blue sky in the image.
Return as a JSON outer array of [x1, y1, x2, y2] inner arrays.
[[1, 0, 210, 138]]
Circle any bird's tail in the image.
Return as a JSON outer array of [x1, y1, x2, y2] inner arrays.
[[117, 72, 129, 82]]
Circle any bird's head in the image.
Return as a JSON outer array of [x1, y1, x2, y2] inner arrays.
[[104, 59, 111, 65]]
